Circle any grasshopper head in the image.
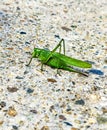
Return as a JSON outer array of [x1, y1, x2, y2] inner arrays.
[[32, 48, 41, 58], [26, 48, 42, 66]]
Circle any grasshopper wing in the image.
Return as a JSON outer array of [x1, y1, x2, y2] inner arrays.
[[53, 52, 92, 68]]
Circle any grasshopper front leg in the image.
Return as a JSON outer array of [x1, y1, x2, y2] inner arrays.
[[26, 57, 33, 66]]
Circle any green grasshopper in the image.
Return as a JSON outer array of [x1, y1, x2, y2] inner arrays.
[[27, 39, 92, 76]]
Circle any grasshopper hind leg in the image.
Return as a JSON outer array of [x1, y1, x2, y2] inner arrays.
[[66, 66, 89, 77], [52, 38, 65, 55]]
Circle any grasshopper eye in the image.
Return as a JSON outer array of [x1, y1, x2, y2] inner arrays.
[[32, 51, 37, 58]]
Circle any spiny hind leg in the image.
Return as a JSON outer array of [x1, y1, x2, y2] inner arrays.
[[52, 38, 65, 55], [67, 66, 89, 77]]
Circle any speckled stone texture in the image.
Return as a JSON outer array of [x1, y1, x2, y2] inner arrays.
[[0, 0, 107, 130]]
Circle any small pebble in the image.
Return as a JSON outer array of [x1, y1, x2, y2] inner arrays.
[[71, 128, 79, 130], [75, 99, 85, 105], [41, 126, 50, 130], [25, 41, 30, 45], [64, 121, 72, 126], [7, 87, 18, 93], [15, 76, 24, 79], [27, 88, 34, 93], [12, 125, 18, 130], [102, 107, 107, 114], [54, 35, 60, 39], [20, 31, 26, 34], [0, 121, 3, 126], [6, 47, 14, 50], [47, 78, 57, 83], [7, 107, 17, 117], [0, 101, 6, 108], [24, 71, 29, 75], [59, 115, 66, 120], [71, 25, 77, 28], [30, 109, 38, 114], [49, 105, 54, 112], [61, 26, 71, 31]]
